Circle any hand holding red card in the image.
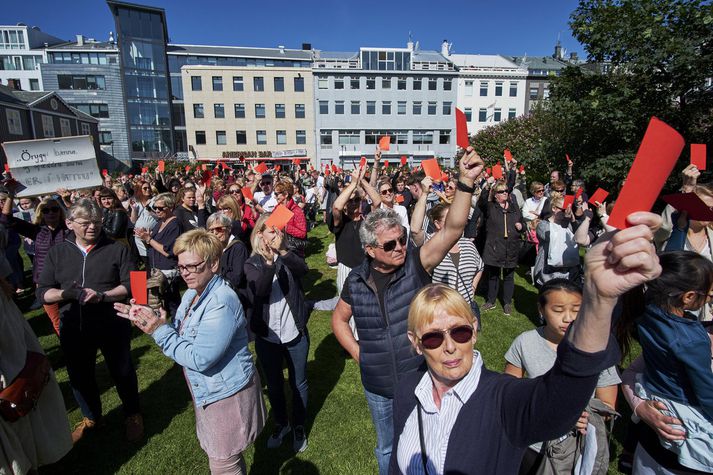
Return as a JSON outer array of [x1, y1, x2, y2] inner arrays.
[[254, 162, 268, 174], [455, 108, 469, 149], [491, 163, 503, 180], [691, 144, 707, 171], [241, 187, 254, 201], [383, 160, 389, 169], [504, 149, 513, 162], [588, 188, 609, 206], [360, 157, 367, 168], [421, 159, 442, 180], [130, 271, 148, 305], [378, 136, 390, 151], [574, 187, 584, 200], [400, 156, 407, 166], [563, 195, 575, 209], [265, 204, 294, 230]]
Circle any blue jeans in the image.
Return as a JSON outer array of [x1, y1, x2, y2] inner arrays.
[[363, 387, 394, 475], [254, 331, 309, 427]]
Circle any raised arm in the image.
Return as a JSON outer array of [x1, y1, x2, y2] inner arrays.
[[369, 150, 381, 188], [332, 167, 365, 228], [360, 178, 382, 212], [409, 176, 432, 246]]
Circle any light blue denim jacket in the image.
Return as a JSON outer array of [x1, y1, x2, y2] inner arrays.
[[152, 275, 254, 407]]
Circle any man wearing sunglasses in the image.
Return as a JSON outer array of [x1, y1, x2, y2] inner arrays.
[[332, 148, 485, 475], [253, 174, 277, 213]]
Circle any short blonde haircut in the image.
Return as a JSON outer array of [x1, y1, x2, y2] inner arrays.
[[173, 229, 222, 264], [408, 283, 475, 333], [153, 192, 176, 210]]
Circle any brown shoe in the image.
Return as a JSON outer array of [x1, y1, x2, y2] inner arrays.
[[71, 417, 97, 444], [125, 414, 144, 442]]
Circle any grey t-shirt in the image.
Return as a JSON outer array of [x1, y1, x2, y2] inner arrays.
[[505, 327, 621, 452]]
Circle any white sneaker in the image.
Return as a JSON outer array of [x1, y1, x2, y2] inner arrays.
[[293, 425, 308, 453], [267, 424, 291, 449]]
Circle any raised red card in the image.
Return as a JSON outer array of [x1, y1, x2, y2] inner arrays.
[[566, 153, 573, 164], [504, 149, 513, 162], [563, 195, 575, 209], [293, 158, 301, 165], [491, 163, 503, 180], [608, 117, 685, 229], [661, 193, 713, 221], [265, 204, 294, 230], [201, 164, 207, 171], [441, 172, 449, 182], [400, 156, 407, 166], [383, 160, 389, 169], [455, 108, 469, 149], [486, 167, 491, 176], [102, 169, 108, 176], [221, 162, 229, 170], [691, 144, 707, 171], [185, 165, 191, 173], [574, 187, 584, 199], [254, 162, 268, 174], [130, 271, 148, 305], [158, 160, 165, 172], [275, 165, 281, 172], [331, 164, 337, 173], [378, 136, 391, 151], [588, 188, 609, 206], [359, 157, 367, 168], [421, 159, 442, 180], [518, 165, 525, 173], [241, 187, 254, 201], [3, 164, 10, 172], [141, 167, 148, 174]]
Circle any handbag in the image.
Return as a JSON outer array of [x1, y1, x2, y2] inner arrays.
[[0, 351, 51, 423]]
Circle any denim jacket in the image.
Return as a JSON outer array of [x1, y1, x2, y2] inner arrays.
[[152, 275, 255, 407]]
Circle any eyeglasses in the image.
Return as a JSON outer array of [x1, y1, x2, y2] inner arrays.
[[42, 207, 60, 214], [380, 188, 393, 195], [373, 233, 407, 252], [229, 189, 241, 194], [178, 260, 206, 274], [495, 190, 508, 194], [534, 189, 544, 193], [417, 325, 474, 350], [150, 205, 168, 212], [552, 188, 565, 193], [208, 226, 229, 234], [72, 220, 102, 229]]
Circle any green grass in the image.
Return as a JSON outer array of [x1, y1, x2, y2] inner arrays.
[[18, 225, 635, 474]]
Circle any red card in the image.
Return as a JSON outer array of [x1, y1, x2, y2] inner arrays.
[[102, 168, 108, 176], [254, 162, 268, 174], [518, 165, 525, 174], [485, 167, 491, 176], [293, 158, 301, 165], [221, 162, 229, 170], [566, 153, 573, 164], [455, 108, 469, 149], [691, 144, 707, 171], [130, 271, 148, 305], [359, 157, 367, 168], [588, 188, 609, 206], [504, 149, 513, 162], [574, 187, 584, 200], [395, 195, 404, 204], [325, 169, 331, 176], [383, 160, 389, 169], [441, 172, 449, 182], [3, 164, 9, 173], [158, 160, 165, 172], [141, 167, 148, 174], [201, 164, 208, 171], [265, 204, 294, 230], [331, 164, 338, 173], [608, 117, 685, 229], [241, 187, 254, 201], [400, 156, 407, 166], [563, 195, 575, 209], [491, 162, 503, 180], [421, 159, 442, 180], [275, 165, 281, 172], [378, 136, 390, 151], [185, 165, 191, 173], [662, 193, 713, 221]]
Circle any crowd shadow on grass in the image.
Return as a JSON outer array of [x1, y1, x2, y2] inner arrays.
[[302, 268, 336, 302], [42, 364, 190, 475], [512, 273, 541, 327]]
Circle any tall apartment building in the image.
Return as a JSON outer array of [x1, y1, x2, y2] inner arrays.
[[449, 54, 527, 134], [0, 24, 64, 91], [313, 41, 458, 168], [181, 63, 314, 163]]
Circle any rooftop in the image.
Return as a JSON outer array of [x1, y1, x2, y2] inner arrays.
[[167, 44, 312, 61], [449, 54, 521, 69], [510, 55, 570, 71]]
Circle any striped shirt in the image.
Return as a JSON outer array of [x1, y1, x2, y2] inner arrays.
[[396, 351, 484, 474], [427, 235, 484, 303]]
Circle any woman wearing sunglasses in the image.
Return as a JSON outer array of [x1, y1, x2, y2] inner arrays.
[[391, 211, 662, 474]]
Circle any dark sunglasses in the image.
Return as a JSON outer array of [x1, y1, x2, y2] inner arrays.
[[150, 205, 168, 212], [380, 188, 393, 195], [552, 188, 565, 192], [374, 233, 407, 252], [42, 207, 60, 213], [229, 189, 241, 194], [495, 190, 508, 194], [418, 325, 474, 350]]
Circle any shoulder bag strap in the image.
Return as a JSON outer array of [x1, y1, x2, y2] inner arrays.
[[417, 403, 429, 474]]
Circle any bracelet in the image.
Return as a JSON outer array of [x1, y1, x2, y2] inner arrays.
[[456, 181, 476, 194]]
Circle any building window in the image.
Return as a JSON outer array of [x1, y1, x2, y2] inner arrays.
[[439, 130, 450, 145], [395, 131, 408, 144], [216, 131, 227, 145], [274, 77, 285, 92], [494, 108, 502, 122], [464, 108, 472, 122], [294, 76, 305, 92], [397, 101, 406, 115], [397, 77, 407, 90], [232, 76, 244, 91], [236, 130, 247, 144], [255, 104, 266, 118], [276, 130, 287, 145], [529, 86, 539, 100], [256, 130, 267, 145], [464, 80, 473, 96], [195, 130, 206, 144], [253, 77, 264, 91], [212, 76, 223, 91], [382, 77, 391, 89], [334, 77, 344, 89], [335, 101, 345, 114], [295, 104, 306, 118], [214, 104, 225, 118], [193, 104, 204, 118], [443, 79, 452, 91], [29, 78, 39, 91], [319, 101, 328, 114], [320, 130, 332, 146], [338, 130, 360, 145], [427, 102, 437, 115], [275, 104, 286, 118], [6, 109, 22, 135], [351, 101, 360, 114], [191, 76, 202, 91], [442, 102, 452, 115], [508, 108, 517, 120], [234, 103, 245, 118], [366, 77, 376, 90], [81, 123, 91, 135], [428, 78, 437, 90], [366, 101, 376, 114], [318, 77, 328, 89], [413, 130, 433, 144], [413, 102, 422, 115], [350, 77, 360, 89], [57, 74, 106, 90], [480, 81, 488, 96], [478, 108, 487, 122], [59, 118, 71, 137], [296, 130, 306, 145], [495, 82, 503, 96], [413, 78, 422, 90], [382, 101, 391, 115], [509, 82, 518, 97], [41, 115, 55, 137], [73, 104, 109, 118], [99, 131, 112, 145]]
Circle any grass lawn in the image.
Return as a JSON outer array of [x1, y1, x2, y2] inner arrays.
[[19, 224, 637, 474]]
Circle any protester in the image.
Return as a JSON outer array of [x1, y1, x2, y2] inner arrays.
[[533, 195, 583, 287], [130, 181, 158, 268], [274, 181, 308, 256], [98, 186, 130, 242], [253, 174, 277, 213], [207, 212, 249, 297]]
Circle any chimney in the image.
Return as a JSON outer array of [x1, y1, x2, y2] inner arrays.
[[109, 31, 115, 44], [569, 51, 578, 61], [278, 45, 285, 54], [76, 34, 84, 46], [553, 40, 563, 60], [441, 39, 450, 57], [302, 43, 311, 51]]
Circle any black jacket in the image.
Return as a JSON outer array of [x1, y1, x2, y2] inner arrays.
[[219, 239, 249, 293], [481, 198, 524, 268]]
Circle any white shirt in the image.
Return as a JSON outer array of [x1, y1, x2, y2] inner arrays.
[[382, 203, 410, 231], [522, 196, 545, 222], [265, 256, 299, 344], [254, 191, 277, 213]]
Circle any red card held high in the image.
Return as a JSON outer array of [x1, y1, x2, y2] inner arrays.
[[491, 162, 503, 180], [241, 187, 253, 201], [563, 195, 575, 209], [691, 144, 707, 171], [455, 108, 469, 149], [383, 160, 389, 169], [265, 204, 294, 230], [254, 162, 268, 174], [158, 160, 165, 172], [102, 169, 108, 176], [130, 271, 148, 305], [574, 187, 584, 200], [608, 117, 685, 229], [661, 192, 713, 221], [588, 188, 609, 206], [421, 159, 442, 180], [378, 136, 391, 151], [504, 149, 513, 162], [400, 156, 407, 166], [185, 165, 191, 173]]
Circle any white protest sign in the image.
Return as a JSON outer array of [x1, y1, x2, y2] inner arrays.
[[2, 135, 102, 197]]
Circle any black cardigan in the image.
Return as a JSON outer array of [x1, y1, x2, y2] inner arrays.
[[389, 336, 619, 474]]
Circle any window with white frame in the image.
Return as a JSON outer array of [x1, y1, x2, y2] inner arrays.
[[397, 101, 406, 115], [350, 77, 360, 89], [338, 130, 360, 145], [382, 77, 391, 89], [382, 101, 391, 115], [351, 101, 360, 114], [216, 131, 227, 145], [508, 108, 517, 119], [334, 77, 344, 89], [42, 115, 55, 137], [335, 101, 345, 115], [256, 130, 267, 145], [413, 130, 433, 144], [413, 101, 422, 115], [319, 101, 328, 114], [6, 109, 22, 135], [494, 108, 502, 122], [427, 102, 437, 115], [60, 118, 71, 136], [442, 102, 452, 115], [320, 130, 332, 146], [295, 104, 305, 118], [495, 82, 503, 96], [276, 130, 287, 145], [479, 81, 488, 96], [464, 108, 472, 122], [509, 82, 518, 97], [81, 123, 91, 135], [296, 130, 306, 145], [478, 108, 487, 122], [439, 130, 450, 144], [464, 80, 473, 96]]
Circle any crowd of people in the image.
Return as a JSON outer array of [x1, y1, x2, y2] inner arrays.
[[0, 149, 711, 475]]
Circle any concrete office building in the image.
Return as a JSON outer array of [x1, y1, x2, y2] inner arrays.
[[0, 24, 64, 92], [41, 36, 131, 168], [181, 64, 315, 163], [449, 54, 527, 134], [313, 40, 458, 168]]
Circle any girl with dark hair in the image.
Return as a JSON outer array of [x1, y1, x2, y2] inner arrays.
[[97, 187, 129, 242], [505, 278, 620, 474]]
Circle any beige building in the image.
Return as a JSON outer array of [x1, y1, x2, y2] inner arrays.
[[181, 65, 315, 164]]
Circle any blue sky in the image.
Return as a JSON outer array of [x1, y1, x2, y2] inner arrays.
[[4, 0, 585, 57]]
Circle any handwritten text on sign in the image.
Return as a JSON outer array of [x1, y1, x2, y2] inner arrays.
[[2, 136, 101, 197]]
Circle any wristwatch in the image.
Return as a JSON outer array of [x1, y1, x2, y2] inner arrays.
[[97, 291, 106, 303]]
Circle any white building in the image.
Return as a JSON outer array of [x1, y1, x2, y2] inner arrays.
[[448, 54, 527, 134], [0, 24, 64, 91]]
